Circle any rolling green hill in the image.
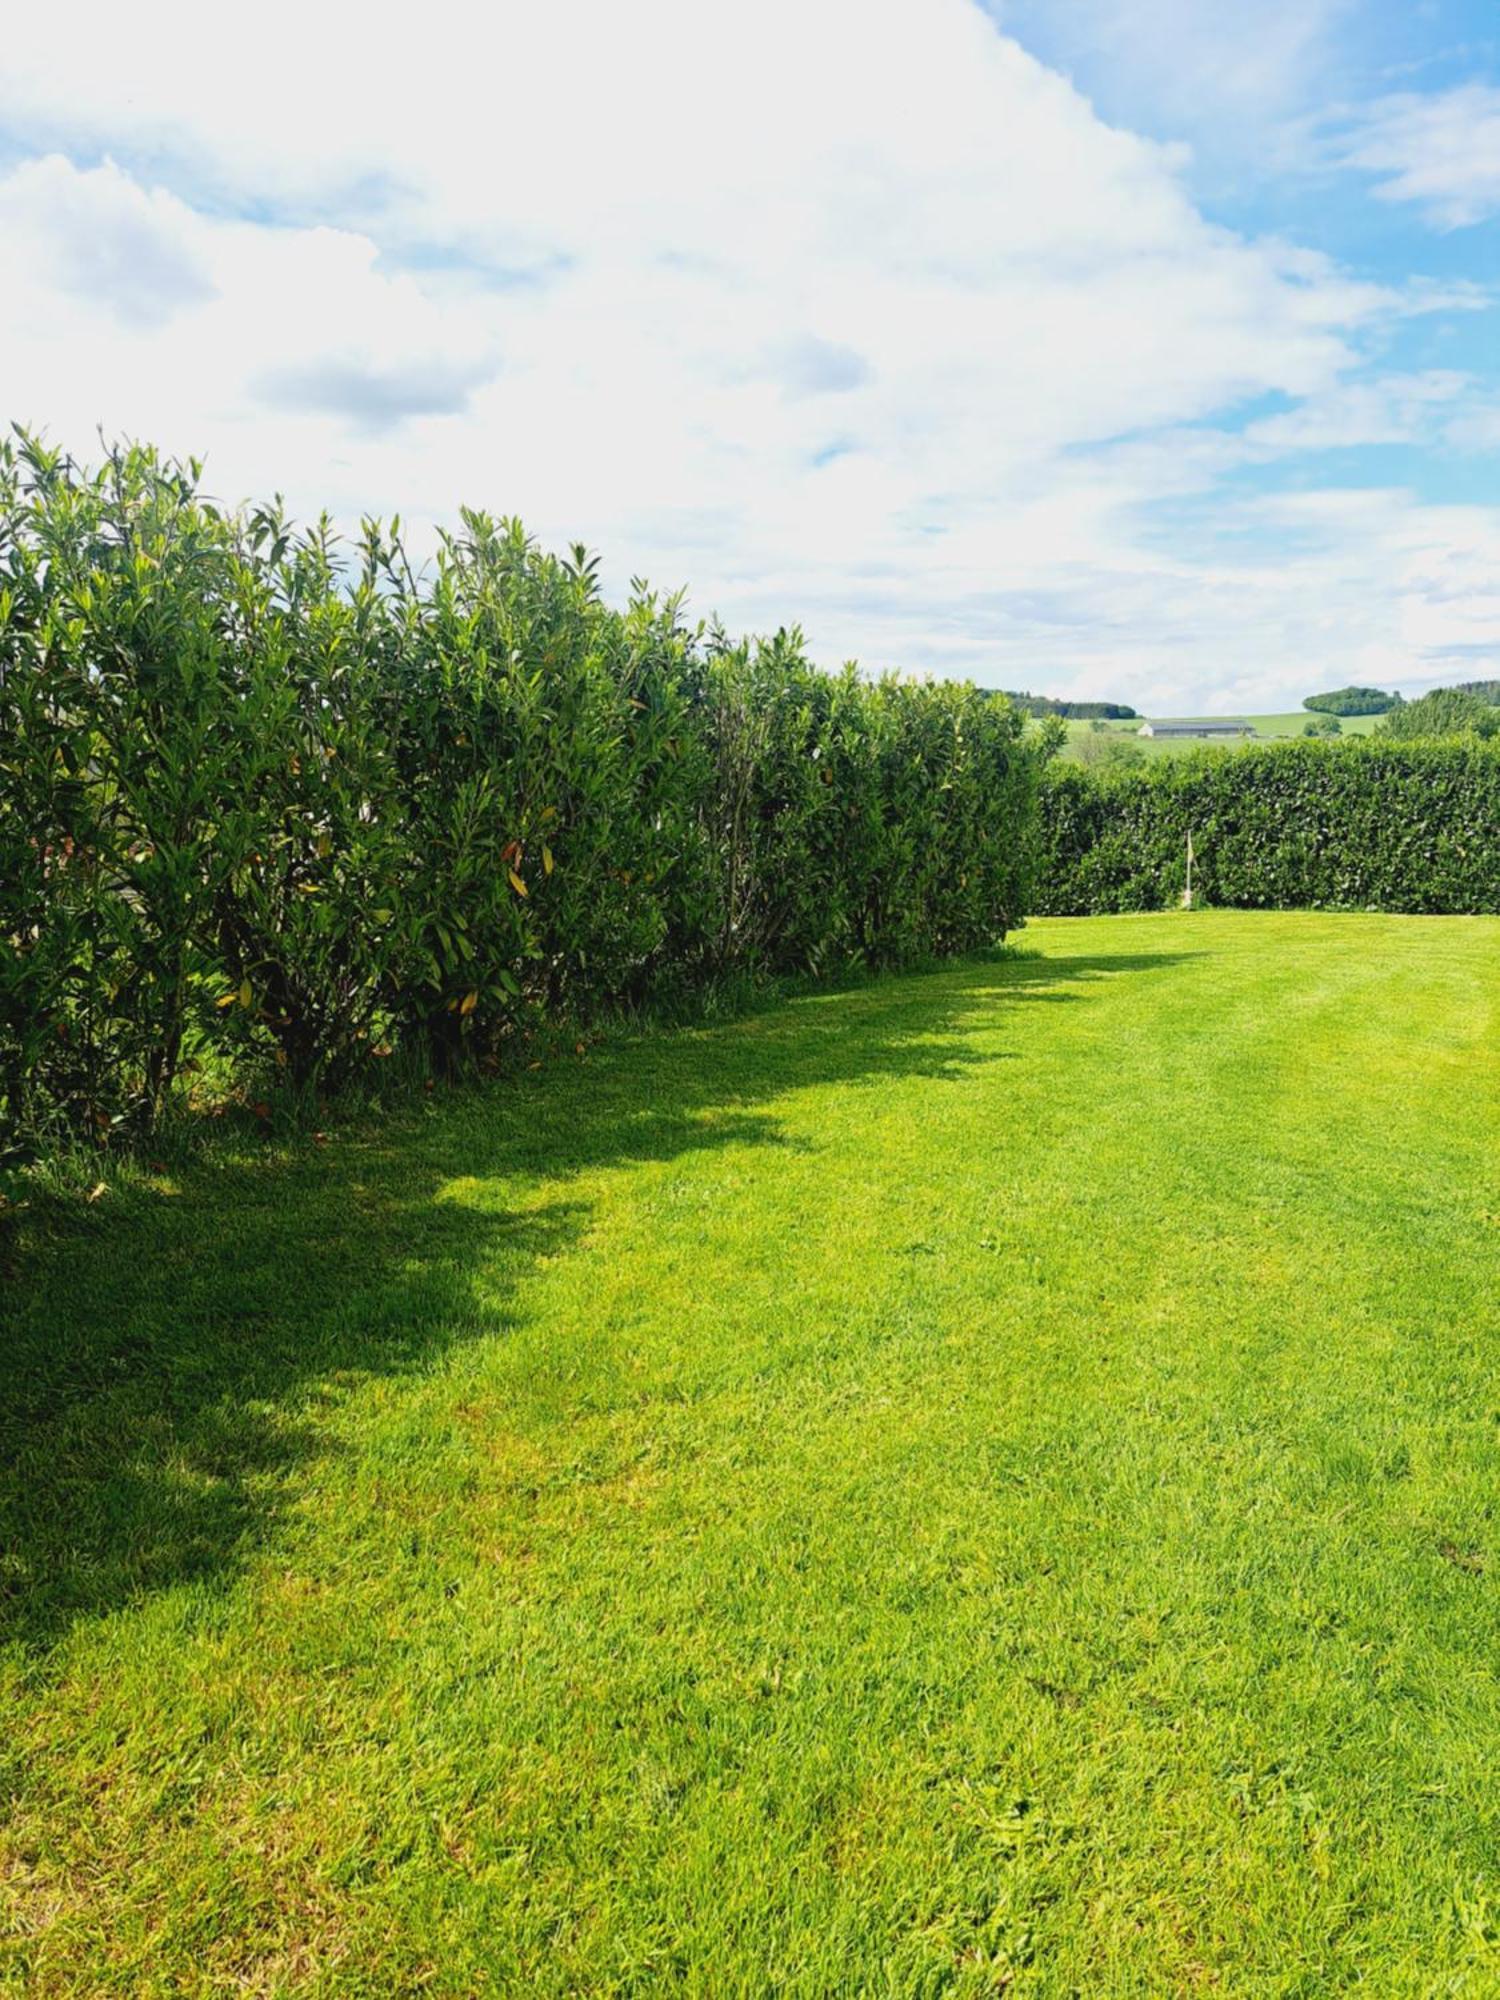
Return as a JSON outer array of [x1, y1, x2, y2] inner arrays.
[[1061, 710, 1388, 759]]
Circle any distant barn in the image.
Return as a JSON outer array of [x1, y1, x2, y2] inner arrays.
[[1137, 720, 1254, 739]]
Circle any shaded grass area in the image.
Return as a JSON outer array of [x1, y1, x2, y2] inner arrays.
[[3, 912, 1500, 1993]]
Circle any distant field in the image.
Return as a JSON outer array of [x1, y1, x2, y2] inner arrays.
[[1061, 711, 1387, 758]]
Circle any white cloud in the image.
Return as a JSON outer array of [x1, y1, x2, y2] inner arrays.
[[1336, 83, 1500, 228], [1240, 371, 1470, 451], [1448, 405, 1500, 452], [0, 0, 1495, 710], [0, 155, 215, 327]]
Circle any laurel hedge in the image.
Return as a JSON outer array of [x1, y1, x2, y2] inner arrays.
[[1035, 739, 1500, 916], [0, 435, 1047, 1148]]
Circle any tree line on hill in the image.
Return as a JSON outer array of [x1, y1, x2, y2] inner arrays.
[[990, 690, 1138, 720], [1304, 681, 1500, 720], [1302, 686, 1401, 716]]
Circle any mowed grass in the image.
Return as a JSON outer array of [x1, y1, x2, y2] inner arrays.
[[4, 911, 1500, 1995], [1060, 712, 1387, 758]]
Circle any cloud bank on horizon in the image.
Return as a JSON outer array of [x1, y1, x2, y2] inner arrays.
[[0, 0, 1496, 713]]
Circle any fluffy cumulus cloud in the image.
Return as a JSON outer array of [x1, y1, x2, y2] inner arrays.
[[0, 0, 1496, 709]]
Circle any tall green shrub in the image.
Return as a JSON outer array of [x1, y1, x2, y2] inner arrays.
[[0, 436, 1050, 1152], [1378, 688, 1500, 740], [0, 436, 254, 1134], [207, 511, 414, 1087]]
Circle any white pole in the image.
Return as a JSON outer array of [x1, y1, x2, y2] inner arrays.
[[1183, 829, 1194, 909]]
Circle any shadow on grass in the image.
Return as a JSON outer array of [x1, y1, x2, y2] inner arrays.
[[0, 945, 1197, 1651]]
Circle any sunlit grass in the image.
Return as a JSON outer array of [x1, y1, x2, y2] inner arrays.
[[1060, 710, 1387, 757], [4, 911, 1499, 1993]]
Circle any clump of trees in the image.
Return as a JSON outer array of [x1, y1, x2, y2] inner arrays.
[[994, 691, 1138, 720], [1379, 688, 1500, 740], [1302, 714, 1342, 737], [1075, 722, 1146, 770], [1302, 686, 1399, 716], [0, 434, 1051, 1150]]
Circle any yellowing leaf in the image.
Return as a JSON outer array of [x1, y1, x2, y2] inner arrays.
[[316, 833, 332, 857], [238, 978, 253, 1009], [542, 844, 554, 876], [459, 990, 478, 1016], [216, 991, 237, 1009], [373, 908, 393, 924], [508, 869, 528, 897]]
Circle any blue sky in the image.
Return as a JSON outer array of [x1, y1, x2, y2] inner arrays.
[[0, 0, 1496, 711]]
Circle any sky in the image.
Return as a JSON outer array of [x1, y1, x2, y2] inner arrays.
[[0, 1, 1497, 713]]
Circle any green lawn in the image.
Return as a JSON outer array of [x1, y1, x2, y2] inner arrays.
[[1061, 712, 1388, 758], [4, 911, 1500, 1994]]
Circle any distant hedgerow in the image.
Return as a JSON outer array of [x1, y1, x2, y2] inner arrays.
[[1034, 740, 1500, 915], [0, 433, 1049, 1148]]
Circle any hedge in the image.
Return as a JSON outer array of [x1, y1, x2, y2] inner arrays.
[[0, 435, 1048, 1148], [1035, 739, 1500, 916]]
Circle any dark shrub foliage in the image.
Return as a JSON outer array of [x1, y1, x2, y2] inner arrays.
[[1035, 740, 1500, 915], [996, 691, 1137, 719], [0, 435, 1049, 1146], [1303, 686, 1399, 716]]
